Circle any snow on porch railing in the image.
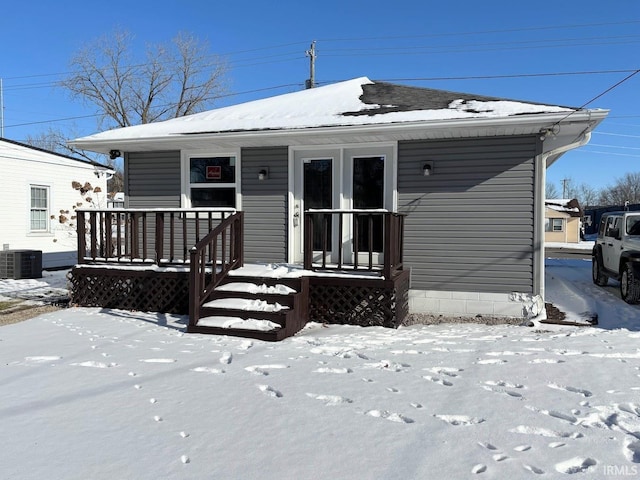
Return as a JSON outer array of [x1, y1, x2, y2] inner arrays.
[[303, 209, 405, 278], [76, 208, 237, 265]]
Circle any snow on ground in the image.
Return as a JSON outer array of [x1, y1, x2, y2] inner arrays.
[[1, 260, 639, 479]]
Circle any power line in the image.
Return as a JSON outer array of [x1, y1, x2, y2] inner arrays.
[[320, 34, 640, 54], [549, 69, 640, 127], [3, 83, 304, 129], [594, 131, 640, 139], [372, 69, 640, 83], [317, 19, 640, 43]]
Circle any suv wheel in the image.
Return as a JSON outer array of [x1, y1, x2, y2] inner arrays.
[[592, 255, 608, 286], [620, 263, 640, 304]]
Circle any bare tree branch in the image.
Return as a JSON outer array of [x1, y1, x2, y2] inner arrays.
[[60, 29, 228, 128]]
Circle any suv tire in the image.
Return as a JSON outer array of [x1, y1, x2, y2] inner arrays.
[[620, 262, 640, 304], [592, 254, 609, 286]]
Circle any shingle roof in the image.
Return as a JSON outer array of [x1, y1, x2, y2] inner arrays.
[[343, 81, 573, 116]]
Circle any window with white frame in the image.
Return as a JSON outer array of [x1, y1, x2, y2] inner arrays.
[[185, 155, 238, 208], [545, 218, 564, 232], [30, 185, 49, 232]]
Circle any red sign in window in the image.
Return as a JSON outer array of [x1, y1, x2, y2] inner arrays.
[[206, 165, 222, 180]]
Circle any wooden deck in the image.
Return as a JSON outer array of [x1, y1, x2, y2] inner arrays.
[[70, 208, 408, 340]]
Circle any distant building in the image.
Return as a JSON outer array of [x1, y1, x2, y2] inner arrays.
[[545, 199, 583, 243], [1, 138, 112, 269], [583, 203, 640, 235]]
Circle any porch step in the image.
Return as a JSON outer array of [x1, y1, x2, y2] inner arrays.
[[189, 276, 309, 341]]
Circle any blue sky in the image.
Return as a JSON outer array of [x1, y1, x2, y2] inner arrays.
[[1, 0, 638, 194]]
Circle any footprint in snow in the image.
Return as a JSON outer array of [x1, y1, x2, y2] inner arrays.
[[471, 464, 487, 474], [548, 442, 565, 449], [365, 410, 413, 424], [423, 375, 452, 387], [424, 367, 462, 377], [624, 438, 640, 463], [482, 385, 523, 399], [191, 366, 225, 374], [245, 364, 289, 375], [477, 442, 498, 451], [434, 415, 485, 426], [219, 352, 233, 364], [363, 360, 409, 371], [554, 457, 597, 474], [484, 380, 523, 389], [514, 445, 531, 452], [529, 358, 564, 364], [523, 464, 544, 474], [313, 367, 352, 374], [547, 383, 592, 397], [24, 356, 61, 363], [510, 425, 582, 439], [306, 393, 353, 406], [71, 361, 118, 368], [476, 359, 507, 365], [257, 384, 282, 398], [525, 405, 577, 423]]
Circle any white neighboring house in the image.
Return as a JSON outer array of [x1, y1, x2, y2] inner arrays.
[[1, 138, 113, 269]]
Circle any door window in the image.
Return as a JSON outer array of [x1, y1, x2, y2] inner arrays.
[[304, 159, 333, 250], [353, 156, 384, 252]]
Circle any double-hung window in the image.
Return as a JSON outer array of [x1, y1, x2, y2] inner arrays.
[[545, 218, 564, 232], [185, 154, 239, 208], [30, 185, 49, 232]]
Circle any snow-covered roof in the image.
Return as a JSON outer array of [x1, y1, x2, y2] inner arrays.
[[0, 137, 112, 171], [70, 77, 607, 154], [545, 198, 582, 217]]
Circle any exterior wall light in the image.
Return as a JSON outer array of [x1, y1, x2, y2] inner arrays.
[[422, 162, 433, 176], [258, 168, 269, 180]]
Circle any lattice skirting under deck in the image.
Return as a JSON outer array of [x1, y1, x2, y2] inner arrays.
[[68, 266, 191, 314], [308, 270, 410, 328]]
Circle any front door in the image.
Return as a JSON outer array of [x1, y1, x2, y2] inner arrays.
[[290, 145, 395, 264], [292, 149, 341, 264]]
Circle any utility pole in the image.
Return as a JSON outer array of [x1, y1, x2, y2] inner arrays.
[[562, 178, 570, 199], [1, 78, 4, 138], [305, 41, 316, 89]]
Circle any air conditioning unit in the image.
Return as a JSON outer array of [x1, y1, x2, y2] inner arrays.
[[0, 250, 43, 279]]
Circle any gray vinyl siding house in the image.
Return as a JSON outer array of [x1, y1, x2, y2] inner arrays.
[[73, 77, 607, 320]]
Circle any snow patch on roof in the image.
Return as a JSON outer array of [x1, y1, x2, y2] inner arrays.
[[73, 77, 574, 143]]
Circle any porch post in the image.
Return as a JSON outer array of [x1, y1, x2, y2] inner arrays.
[[384, 213, 392, 279], [155, 212, 164, 264], [77, 210, 86, 263]]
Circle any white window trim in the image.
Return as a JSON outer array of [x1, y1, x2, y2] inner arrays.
[[180, 149, 242, 210], [287, 142, 398, 264], [551, 218, 564, 232], [29, 184, 51, 233]]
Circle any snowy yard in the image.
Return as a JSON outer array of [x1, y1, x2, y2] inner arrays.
[[1, 259, 639, 479]]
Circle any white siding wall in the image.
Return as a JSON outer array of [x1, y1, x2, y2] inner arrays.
[[1, 141, 108, 268]]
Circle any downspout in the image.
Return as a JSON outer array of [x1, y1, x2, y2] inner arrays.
[[534, 131, 592, 301]]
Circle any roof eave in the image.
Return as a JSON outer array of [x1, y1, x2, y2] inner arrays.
[[69, 109, 609, 155]]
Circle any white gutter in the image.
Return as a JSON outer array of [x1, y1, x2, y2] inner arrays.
[[534, 131, 592, 300]]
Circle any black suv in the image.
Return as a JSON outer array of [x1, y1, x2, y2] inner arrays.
[[592, 211, 640, 304]]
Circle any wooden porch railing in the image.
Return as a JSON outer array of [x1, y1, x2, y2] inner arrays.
[[76, 208, 237, 265], [188, 212, 244, 329], [303, 210, 405, 278]]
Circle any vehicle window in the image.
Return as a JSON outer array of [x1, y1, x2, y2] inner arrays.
[[627, 216, 640, 236], [598, 217, 607, 236], [604, 217, 618, 237]]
